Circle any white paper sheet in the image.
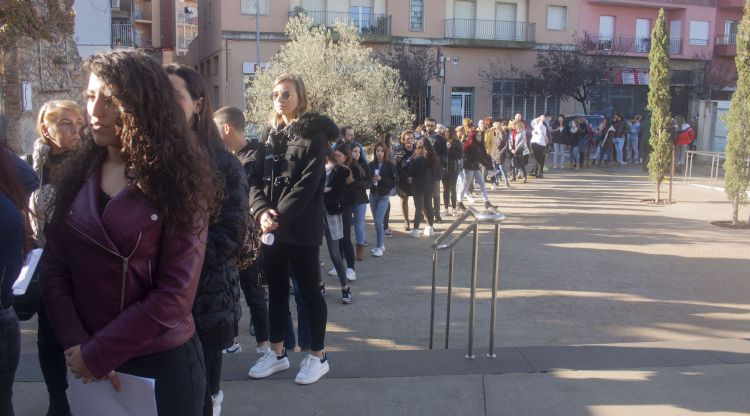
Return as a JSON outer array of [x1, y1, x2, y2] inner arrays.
[[67, 370, 158, 416], [13, 248, 42, 295]]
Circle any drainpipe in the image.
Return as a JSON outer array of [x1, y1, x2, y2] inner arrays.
[[226, 39, 230, 107]]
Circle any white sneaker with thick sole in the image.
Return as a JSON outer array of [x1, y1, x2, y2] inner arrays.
[[248, 351, 290, 379], [327, 267, 337, 276], [372, 247, 384, 257], [410, 229, 421, 238], [346, 268, 356, 281], [295, 354, 330, 385], [212, 390, 223, 416], [222, 341, 241, 354], [423, 226, 434, 237]]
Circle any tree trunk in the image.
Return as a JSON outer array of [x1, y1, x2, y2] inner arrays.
[[732, 200, 739, 225], [655, 179, 662, 203], [668, 147, 675, 203]]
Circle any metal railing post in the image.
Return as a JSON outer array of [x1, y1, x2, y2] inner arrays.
[[488, 223, 501, 358], [467, 222, 480, 359], [445, 249, 455, 349], [429, 251, 437, 350]]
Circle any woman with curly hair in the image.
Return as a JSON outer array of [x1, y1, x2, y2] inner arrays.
[[165, 64, 248, 416], [40, 51, 223, 415]]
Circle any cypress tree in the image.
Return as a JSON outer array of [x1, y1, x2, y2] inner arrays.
[[724, 1, 750, 225], [647, 9, 672, 203]]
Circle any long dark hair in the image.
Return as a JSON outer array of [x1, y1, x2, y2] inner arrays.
[[0, 143, 32, 253], [52, 51, 222, 232], [415, 138, 440, 171], [164, 64, 225, 156]]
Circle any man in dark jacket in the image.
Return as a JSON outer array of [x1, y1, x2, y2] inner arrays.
[[214, 106, 270, 356], [335, 126, 368, 164], [424, 118, 446, 222]]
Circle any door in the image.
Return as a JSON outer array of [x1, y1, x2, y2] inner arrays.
[[670, 20, 682, 54], [454, 1, 475, 38], [450, 88, 474, 127], [495, 3, 516, 40], [599, 16, 615, 50], [724, 20, 738, 45], [635, 18, 650, 52], [350, 6, 373, 32]]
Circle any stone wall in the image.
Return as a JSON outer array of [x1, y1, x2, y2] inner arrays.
[[2, 36, 85, 154]]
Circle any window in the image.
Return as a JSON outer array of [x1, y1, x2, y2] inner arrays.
[[723, 20, 738, 45], [350, 6, 373, 32], [491, 79, 559, 123], [410, 0, 423, 31], [450, 87, 474, 127], [212, 56, 219, 76], [547, 6, 566, 31], [689, 20, 709, 46], [241, 0, 269, 16]]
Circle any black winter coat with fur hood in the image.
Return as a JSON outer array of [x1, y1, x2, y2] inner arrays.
[[248, 112, 339, 247]]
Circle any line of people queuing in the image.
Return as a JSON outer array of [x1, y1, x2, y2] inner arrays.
[[0, 51, 338, 416]]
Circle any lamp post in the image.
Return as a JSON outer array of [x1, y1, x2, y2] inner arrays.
[[439, 53, 459, 126]]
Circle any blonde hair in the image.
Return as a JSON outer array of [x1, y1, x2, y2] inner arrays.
[[36, 100, 83, 141], [268, 73, 310, 128], [400, 129, 414, 144]]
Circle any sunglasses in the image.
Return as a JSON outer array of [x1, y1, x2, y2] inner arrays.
[[271, 90, 293, 102]]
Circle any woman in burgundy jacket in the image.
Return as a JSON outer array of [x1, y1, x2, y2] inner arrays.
[[40, 51, 223, 416]]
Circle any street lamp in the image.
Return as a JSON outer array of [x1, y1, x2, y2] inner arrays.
[[439, 53, 459, 125]]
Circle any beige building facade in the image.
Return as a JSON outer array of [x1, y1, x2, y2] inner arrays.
[[189, 0, 583, 127]]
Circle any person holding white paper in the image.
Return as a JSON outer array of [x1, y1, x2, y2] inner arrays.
[[41, 51, 223, 415], [0, 138, 38, 416]]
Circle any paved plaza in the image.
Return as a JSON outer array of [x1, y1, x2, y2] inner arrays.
[[14, 165, 750, 415]]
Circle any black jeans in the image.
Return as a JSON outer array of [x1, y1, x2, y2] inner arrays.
[[0, 307, 19, 416], [202, 347, 222, 415], [442, 173, 458, 209], [117, 335, 206, 416], [262, 242, 327, 352], [238, 265, 269, 343], [531, 143, 547, 175], [413, 191, 435, 230], [37, 301, 70, 415], [324, 216, 348, 288], [338, 205, 355, 269]]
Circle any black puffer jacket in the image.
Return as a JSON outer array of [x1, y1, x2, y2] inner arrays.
[[192, 147, 248, 346], [248, 112, 339, 247], [367, 159, 396, 197], [324, 164, 349, 215], [350, 159, 371, 205], [407, 156, 440, 194], [393, 143, 413, 196]]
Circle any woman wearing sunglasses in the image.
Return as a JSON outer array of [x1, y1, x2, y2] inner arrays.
[[247, 73, 339, 384]]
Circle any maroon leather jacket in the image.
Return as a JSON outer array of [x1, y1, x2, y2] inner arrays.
[[40, 163, 207, 379]]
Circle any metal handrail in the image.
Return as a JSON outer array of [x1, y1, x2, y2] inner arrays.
[[429, 206, 506, 359]]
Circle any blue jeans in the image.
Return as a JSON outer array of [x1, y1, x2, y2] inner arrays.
[[627, 135, 639, 162], [369, 194, 389, 249], [0, 307, 19, 416], [570, 146, 580, 165], [614, 137, 625, 163], [353, 203, 367, 245], [284, 275, 311, 350], [460, 169, 489, 202]]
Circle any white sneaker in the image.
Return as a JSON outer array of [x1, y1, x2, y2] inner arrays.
[[423, 226, 434, 237], [372, 247, 384, 257], [491, 184, 497, 191], [295, 354, 330, 385], [327, 267, 337, 276], [212, 390, 223, 416], [346, 268, 356, 281], [248, 350, 290, 379], [256, 345, 271, 354], [440, 209, 448, 216], [410, 229, 421, 238], [467, 195, 476, 204], [222, 341, 241, 354]]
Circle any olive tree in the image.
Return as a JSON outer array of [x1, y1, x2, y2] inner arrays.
[[246, 15, 413, 143]]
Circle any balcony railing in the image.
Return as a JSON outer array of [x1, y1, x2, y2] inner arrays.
[[444, 19, 535, 42], [178, 11, 199, 25], [583, 34, 683, 55], [716, 34, 736, 45], [688, 38, 710, 46], [112, 24, 135, 48], [633, 0, 715, 6], [134, 8, 152, 21], [288, 11, 391, 36]]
